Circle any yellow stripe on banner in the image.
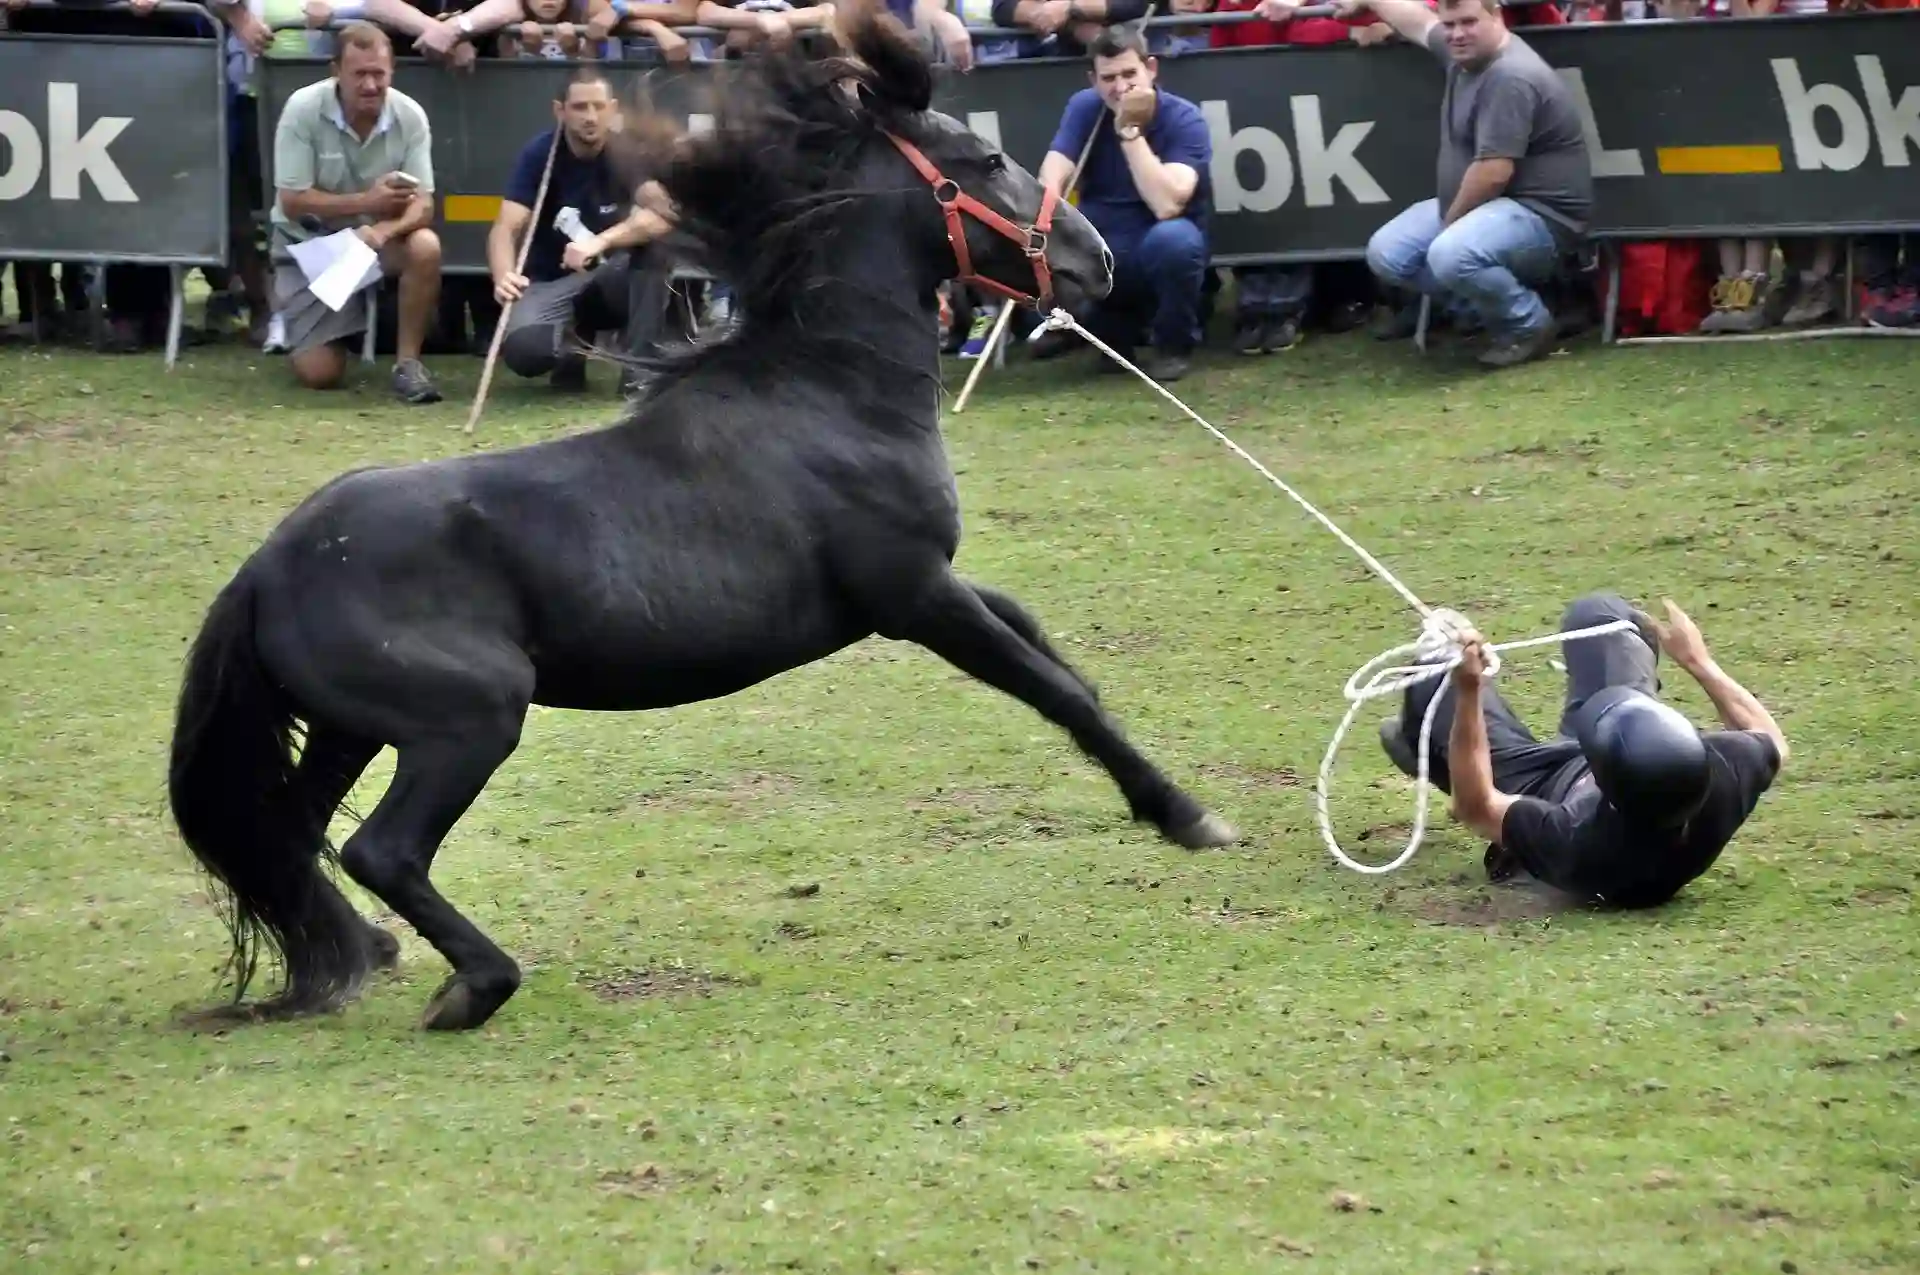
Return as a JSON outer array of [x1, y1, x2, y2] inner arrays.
[[443, 195, 503, 223], [1655, 145, 1784, 176]]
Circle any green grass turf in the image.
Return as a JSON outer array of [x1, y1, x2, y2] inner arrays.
[[1, 330, 1916, 1274]]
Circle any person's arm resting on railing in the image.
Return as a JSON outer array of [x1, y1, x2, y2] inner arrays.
[[1337, 0, 1437, 41]]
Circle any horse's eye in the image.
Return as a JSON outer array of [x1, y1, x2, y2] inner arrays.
[[985, 153, 1006, 174]]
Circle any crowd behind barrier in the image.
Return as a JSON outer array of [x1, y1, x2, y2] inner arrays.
[[1, 0, 1917, 372]]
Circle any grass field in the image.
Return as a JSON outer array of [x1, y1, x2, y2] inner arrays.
[[2, 328, 1917, 1275]]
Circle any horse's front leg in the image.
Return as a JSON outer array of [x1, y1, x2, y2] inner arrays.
[[899, 573, 1237, 850]]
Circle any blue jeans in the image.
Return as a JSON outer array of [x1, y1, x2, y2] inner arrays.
[[1366, 198, 1559, 338], [1086, 217, 1209, 354]]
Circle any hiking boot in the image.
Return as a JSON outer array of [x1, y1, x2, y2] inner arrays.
[[1325, 299, 1371, 334], [1234, 318, 1266, 355], [1378, 717, 1418, 780], [1699, 272, 1769, 334], [1476, 317, 1556, 369], [550, 356, 588, 392], [1263, 315, 1302, 352], [1781, 273, 1837, 327], [391, 357, 442, 404]]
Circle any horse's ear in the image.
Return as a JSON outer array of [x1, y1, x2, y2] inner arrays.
[[840, 7, 934, 115]]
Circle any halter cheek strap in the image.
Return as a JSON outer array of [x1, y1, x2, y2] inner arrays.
[[884, 132, 1060, 309]]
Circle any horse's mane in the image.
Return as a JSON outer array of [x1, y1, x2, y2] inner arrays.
[[603, 9, 942, 400]]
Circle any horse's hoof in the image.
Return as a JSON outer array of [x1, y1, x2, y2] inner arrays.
[[419, 975, 506, 1032], [1168, 811, 1239, 850]]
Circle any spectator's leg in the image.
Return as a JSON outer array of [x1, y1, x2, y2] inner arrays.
[[499, 275, 594, 381], [1364, 199, 1446, 299], [1232, 267, 1277, 354], [228, 94, 269, 344], [1136, 217, 1207, 379], [1262, 266, 1311, 351], [1424, 198, 1559, 368], [380, 230, 444, 403], [102, 264, 172, 352], [274, 261, 359, 390], [1315, 260, 1377, 333]]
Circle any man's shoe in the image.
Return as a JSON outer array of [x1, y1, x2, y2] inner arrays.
[[550, 357, 588, 392], [1378, 717, 1419, 780], [1476, 318, 1556, 369], [391, 357, 443, 404], [1233, 319, 1266, 355]]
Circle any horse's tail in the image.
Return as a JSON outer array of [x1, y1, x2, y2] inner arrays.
[[167, 569, 369, 1017]]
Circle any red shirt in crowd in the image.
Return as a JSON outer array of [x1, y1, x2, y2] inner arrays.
[[1208, 0, 1381, 46]]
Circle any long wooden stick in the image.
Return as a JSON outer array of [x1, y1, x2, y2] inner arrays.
[[465, 125, 562, 435], [950, 90, 1104, 414]]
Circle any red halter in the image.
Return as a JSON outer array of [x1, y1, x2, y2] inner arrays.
[[885, 132, 1062, 309]]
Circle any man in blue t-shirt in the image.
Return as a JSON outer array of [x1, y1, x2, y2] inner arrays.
[[488, 68, 684, 392], [1032, 25, 1213, 381]]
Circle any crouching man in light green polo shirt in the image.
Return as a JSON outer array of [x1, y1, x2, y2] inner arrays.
[[270, 21, 443, 404]]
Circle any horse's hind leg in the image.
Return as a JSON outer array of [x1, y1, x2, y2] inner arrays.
[[902, 574, 1236, 849], [967, 581, 1100, 704], [333, 661, 533, 1032], [291, 725, 400, 974]]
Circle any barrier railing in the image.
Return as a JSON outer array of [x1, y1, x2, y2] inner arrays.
[[1, 0, 230, 367]]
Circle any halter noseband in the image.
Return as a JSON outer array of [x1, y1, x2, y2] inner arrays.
[[884, 132, 1061, 309]]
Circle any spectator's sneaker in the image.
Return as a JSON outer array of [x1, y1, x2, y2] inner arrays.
[[391, 358, 442, 405], [1233, 318, 1266, 355], [261, 312, 288, 354], [1263, 316, 1302, 352], [1476, 317, 1555, 369], [1142, 348, 1190, 382], [1865, 284, 1919, 329], [1325, 299, 1372, 334], [1781, 274, 1837, 327]]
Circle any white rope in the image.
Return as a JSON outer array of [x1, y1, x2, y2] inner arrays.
[[1038, 308, 1636, 873]]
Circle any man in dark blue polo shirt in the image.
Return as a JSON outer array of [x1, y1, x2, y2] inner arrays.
[[1033, 25, 1213, 380], [488, 68, 681, 392]]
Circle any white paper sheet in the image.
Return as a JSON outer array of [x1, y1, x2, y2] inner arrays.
[[288, 229, 384, 313]]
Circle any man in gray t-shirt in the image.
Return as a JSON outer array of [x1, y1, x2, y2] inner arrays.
[[1270, 0, 1592, 368]]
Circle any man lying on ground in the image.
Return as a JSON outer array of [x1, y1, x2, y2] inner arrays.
[[1381, 591, 1788, 907]]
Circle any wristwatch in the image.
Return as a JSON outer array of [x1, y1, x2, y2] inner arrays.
[[1116, 123, 1142, 142]]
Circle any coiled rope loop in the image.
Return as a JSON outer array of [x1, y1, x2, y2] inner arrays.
[[1037, 308, 1635, 873]]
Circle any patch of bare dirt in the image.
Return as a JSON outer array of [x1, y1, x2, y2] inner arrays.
[[1402, 884, 1591, 928], [585, 967, 746, 1001], [596, 1162, 677, 1196], [1066, 627, 1159, 655], [1197, 762, 1304, 790], [621, 770, 801, 814], [1851, 884, 1911, 907]]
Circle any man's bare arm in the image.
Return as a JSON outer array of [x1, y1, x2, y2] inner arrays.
[[1038, 150, 1078, 196], [365, 192, 435, 246], [279, 186, 379, 225], [1338, 0, 1437, 44], [1651, 598, 1790, 765], [1445, 157, 1513, 225], [1445, 638, 1523, 844], [1118, 139, 1197, 221]]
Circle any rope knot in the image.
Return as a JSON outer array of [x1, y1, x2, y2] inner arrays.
[[1043, 307, 1077, 332], [1416, 608, 1501, 678]]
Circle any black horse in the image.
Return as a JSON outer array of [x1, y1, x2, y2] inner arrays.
[[168, 15, 1238, 1034]]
